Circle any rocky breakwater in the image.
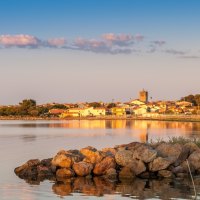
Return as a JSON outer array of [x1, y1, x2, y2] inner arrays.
[[14, 141, 200, 182]]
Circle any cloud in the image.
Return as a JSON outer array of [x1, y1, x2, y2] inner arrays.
[[134, 34, 144, 42], [102, 33, 134, 46], [164, 49, 186, 55], [47, 38, 66, 47], [151, 40, 166, 46], [0, 34, 40, 48], [179, 55, 200, 59], [73, 37, 132, 54]]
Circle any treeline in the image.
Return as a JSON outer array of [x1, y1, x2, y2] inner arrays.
[[181, 94, 200, 106], [0, 99, 68, 117]]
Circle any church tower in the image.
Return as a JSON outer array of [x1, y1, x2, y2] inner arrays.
[[139, 89, 148, 103]]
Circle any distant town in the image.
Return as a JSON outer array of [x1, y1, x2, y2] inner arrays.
[[0, 90, 200, 120]]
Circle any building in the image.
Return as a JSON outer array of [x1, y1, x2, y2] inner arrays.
[[60, 107, 105, 118], [139, 89, 148, 103], [111, 107, 126, 116]]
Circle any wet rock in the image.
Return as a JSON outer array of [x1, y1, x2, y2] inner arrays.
[[14, 159, 40, 178], [172, 166, 184, 174], [158, 170, 173, 178], [127, 159, 146, 175], [139, 172, 150, 179], [56, 168, 75, 178], [188, 150, 200, 170], [149, 157, 172, 172], [104, 168, 117, 180], [80, 146, 104, 164], [119, 166, 135, 180], [52, 154, 72, 168], [115, 150, 133, 166], [73, 161, 93, 176], [174, 146, 190, 167], [14, 159, 40, 174], [156, 143, 182, 163], [52, 183, 72, 196], [131, 145, 157, 163], [93, 156, 116, 175]]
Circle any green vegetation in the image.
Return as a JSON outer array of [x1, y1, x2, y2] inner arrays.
[[151, 136, 200, 147], [181, 94, 200, 106]]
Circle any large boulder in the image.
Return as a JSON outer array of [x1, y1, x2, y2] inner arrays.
[[149, 157, 172, 172], [188, 150, 200, 170], [52, 150, 84, 168], [73, 161, 93, 176], [156, 143, 183, 163], [131, 145, 157, 163], [80, 146, 104, 164], [56, 168, 75, 178], [184, 142, 200, 154], [115, 150, 133, 166], [126, 160, 146, 175], [93, 156, 116, 175]]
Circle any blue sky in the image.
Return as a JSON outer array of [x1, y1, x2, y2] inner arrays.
[[0, 0, 200, 104]]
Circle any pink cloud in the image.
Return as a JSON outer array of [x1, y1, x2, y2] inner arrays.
[[102, 33, 132, 42], [47, 38, 66, 47], [0, 34, 39, 47], [134, 34, 144, 41]]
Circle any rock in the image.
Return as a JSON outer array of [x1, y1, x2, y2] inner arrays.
[[73, 161, 93, 176], [93, 156, 116, 175], [52, 183, 72, 196], [180, 161, 195, 173], [188, 151, 200, 170], [174, 146, 190, 166], [158, 170, 173, 178], [115, 150, 133, 166], [52, 154, 72, 168], [37, 165, 53, 177], [104, 168, 117, 179], [156, 143, 182, 163], [172, 166, 184, 174], [119, 166, 135, 180], [131, 145, 157, 163], [184, 142, 200, 154], [139, 172, 150, 179], [80, 146, 104, 164], [149, 157, 172, 172], [127, 160, 146, 175], [56, 168, 75, 178], [14, 159, 40, 175], [101, 148, 117, 156]]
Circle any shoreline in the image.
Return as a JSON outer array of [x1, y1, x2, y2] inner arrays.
[[1, 115, 200, 122]]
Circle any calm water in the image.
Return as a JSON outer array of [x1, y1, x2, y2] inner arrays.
[[1, 119, 200, 200]]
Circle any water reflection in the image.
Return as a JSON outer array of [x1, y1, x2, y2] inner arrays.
[[20, 175, 199, 199], [1, 120, 200, 143]]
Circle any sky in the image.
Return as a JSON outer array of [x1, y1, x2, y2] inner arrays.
[[0, 0, 200, 105]]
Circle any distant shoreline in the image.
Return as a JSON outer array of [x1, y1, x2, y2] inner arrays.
[[0, 115, 200, 122]]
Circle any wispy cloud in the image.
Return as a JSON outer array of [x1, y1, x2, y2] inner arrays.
[[152, 40, 166, 46], [0, 33, 197, 57], [179, 55, 200, 59], [164, 49, 186, 55]]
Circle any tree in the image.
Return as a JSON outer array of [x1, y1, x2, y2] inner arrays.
[[107, 103, 116, 109], [18, 99, 37, 115], [88, 102, 102, 108]]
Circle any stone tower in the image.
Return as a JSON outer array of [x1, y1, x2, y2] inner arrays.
[[139, 89, 148, 103]]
